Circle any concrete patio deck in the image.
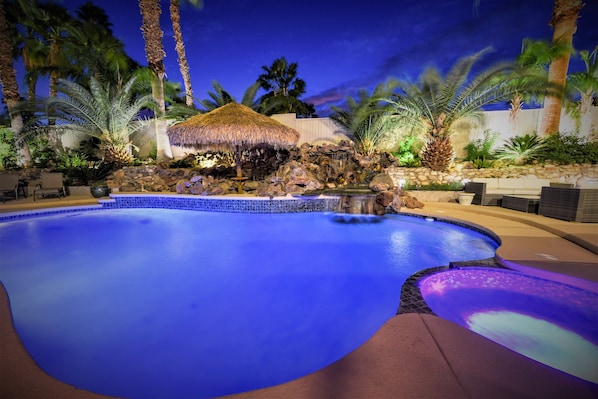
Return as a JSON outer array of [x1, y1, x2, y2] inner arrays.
[[1, 194, 597, 398]]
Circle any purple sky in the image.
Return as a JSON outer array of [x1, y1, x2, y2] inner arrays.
[[10, 0, 598, 116]]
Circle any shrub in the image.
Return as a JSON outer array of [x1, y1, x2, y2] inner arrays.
[[403, 181, 464, 191], [537, 133, 598, 164], [495, 133, 546, 165], [391, 134, 421, 167], [463, 129, 498, 168], [0, 127, 18, 170]]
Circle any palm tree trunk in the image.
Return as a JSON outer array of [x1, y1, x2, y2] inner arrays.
[[0, 0, 32, 166], [169, 0, 194, 107], [139, 0, 173, 161], [540, 0, 584, 135]]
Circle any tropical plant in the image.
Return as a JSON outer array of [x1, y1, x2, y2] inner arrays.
[[508, 38, 570, 131], [540, 0, 585, 135], [495, 133, 546, 165], [566, 46, 598, 136], [537, 132, 598, 164], [70, 2, 133, 86], [138, 0, 173, 161], [387, 48, 547, 171], [0, 0, 32, 166], [0, 127, 18, 169], [198, 80, 262, 112], [330, 80, 399, 156], [44, 76, 155, 167], [169, 0, 203, 107], [257, 57, 315, 117], [403, 181, 464, 191], [391, 134, 421, 167], [463, 129, 498, 168]]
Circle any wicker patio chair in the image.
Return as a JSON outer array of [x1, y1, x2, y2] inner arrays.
[[33, 172, 66, 201], [0, 173, 20, 203], [538, 186, 598, 223]]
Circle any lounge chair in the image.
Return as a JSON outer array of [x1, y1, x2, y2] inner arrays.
[[0, 173, 20, 203], [33, 172, 66, 201]]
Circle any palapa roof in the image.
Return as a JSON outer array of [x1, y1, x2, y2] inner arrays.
[[167, 103, 300, 149]]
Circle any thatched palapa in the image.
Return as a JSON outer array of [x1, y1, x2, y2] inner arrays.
[[168, 103, 300, 190], [167, 103, 300, 150]]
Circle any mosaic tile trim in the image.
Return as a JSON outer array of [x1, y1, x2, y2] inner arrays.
[[100, 194, 340, 213], [0, 205, 103, 222], [397, 259, 505, 315]]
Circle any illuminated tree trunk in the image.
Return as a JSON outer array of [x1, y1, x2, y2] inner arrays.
[[169, 0, 194, 107], [540, 0, 584, 135], [139, 0, 173, 161], [0, 0, 31, 166]]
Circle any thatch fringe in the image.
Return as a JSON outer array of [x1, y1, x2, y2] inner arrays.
[[168, 103, 299, 148]]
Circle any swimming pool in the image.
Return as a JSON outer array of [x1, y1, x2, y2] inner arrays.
[[0, 208, 498, 399], [419, 268, 598, 383]]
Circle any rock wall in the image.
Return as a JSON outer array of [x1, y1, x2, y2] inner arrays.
[[387, 163, 598, 188]]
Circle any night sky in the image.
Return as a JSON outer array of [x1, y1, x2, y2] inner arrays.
[[11, 0, 598, 115]]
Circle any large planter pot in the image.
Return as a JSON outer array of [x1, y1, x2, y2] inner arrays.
[[458, 192, 475, 206], [90, 186, 111, 198]]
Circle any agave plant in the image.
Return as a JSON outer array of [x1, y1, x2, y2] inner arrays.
[[495, 134, 546, 165], [45, 76, 155, 167]]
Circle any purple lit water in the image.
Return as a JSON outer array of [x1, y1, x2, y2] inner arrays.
[[0, 209, 498, 399], [420, 268, 598, 383]]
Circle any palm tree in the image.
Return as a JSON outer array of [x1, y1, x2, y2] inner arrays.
[[388, 49, 547, 171], [71, 1, 132, 87], [566, 46, 598, 136], [138, 0, 173, 161], [45, 76, 155, 166], [169, 0, 202, 107], [257, 57, 315, 116], [540, 0, 585, 135], [330, 80, 399, 155], [508, 38, 569, 132], [0, 0, 32, 166], [6, 0, 48, 101], [198, 80, 262, 112]]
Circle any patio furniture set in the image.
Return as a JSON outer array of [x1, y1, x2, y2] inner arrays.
[[0, 172, 66, 203], [464, 177, 598, 223]]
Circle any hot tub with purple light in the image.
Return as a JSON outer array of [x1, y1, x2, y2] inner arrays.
[[419, 267, 598, 384]]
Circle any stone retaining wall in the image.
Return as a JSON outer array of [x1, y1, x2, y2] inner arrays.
[[387, 163, 598, 188]]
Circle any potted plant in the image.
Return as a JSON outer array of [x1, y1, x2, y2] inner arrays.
[[90, 181, 111, 198]]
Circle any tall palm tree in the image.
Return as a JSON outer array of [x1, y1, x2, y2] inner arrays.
[[540, 0, 585, 135], [566, 47, 598, 136], [508, 38, 569, 132], [138, 0, 172, 161], [71, 1, 132, 86], [169, 0, 202, 107], [257, 57, 315, 116], [45, 76, 155, 166], [0, 0, 32, 166], [6, 0, 48, 101], [388, 49, 547, 171]]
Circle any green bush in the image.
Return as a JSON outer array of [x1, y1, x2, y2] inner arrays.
[[537, 133, 598, 164], [463, 130, 498, 168], [391, 134, 421, 167], [403, 181, 464, 191], [0, 127, 17, 170]]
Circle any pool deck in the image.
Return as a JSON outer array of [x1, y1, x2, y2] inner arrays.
[[1, 194, 597, 398]]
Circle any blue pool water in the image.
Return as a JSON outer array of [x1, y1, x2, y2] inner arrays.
[[420, 268, 598, 383], [0, 209, 498, 399]]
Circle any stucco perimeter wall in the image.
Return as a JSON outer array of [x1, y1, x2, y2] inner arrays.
[[272, 107, 598, 158], [386, 163, 598, 188]]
